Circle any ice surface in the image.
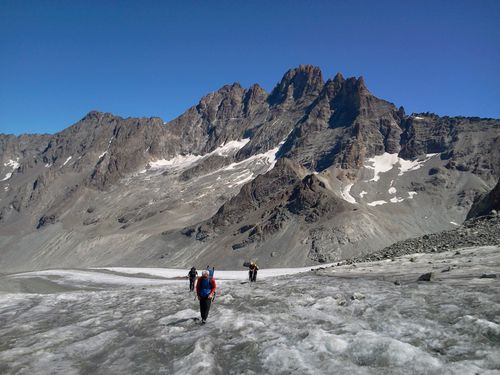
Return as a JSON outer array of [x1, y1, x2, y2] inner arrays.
[[95, 263, 335, 281], [1, 246, 498, 374], [340, 183, 357, 204], [10, 270, 178, 287]]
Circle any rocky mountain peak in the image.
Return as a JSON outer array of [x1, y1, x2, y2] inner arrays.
[[243, 84, 268, 115], [272, 157, 310, 179], [79, 111, 119, 125], [333, 72, 345, 83], [268, 64, 324, 105]]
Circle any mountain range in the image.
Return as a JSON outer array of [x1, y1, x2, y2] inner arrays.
[[0, 64, 498, 272]]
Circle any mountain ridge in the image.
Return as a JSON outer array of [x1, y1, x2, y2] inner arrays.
[[0, 64, 498, 272]]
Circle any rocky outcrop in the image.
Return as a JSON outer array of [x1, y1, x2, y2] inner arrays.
[[183, 158, 351, 253], [184, 158, 308, 240], [277, 74, 403, 171], [400, 114, 500, 180], [467, 178, 500, 219], [349, 214, 500, 263]]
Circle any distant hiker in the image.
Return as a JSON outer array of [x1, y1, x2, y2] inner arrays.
[[248, 262, 259, 282], [207, 265, 215, 278], [188, 267, 198, 292], [196, 270, 217, 324], [206, 266, 216, 300]]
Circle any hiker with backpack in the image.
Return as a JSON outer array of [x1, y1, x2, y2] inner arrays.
[[196, 270, 217, 324], [188, 267, 198, 292], [206, 265, 214, 278], [248, 262, 259, 282]]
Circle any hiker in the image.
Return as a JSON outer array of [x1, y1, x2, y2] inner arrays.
[[248, 262, 259, 282], [207, 265, 215, 278], [188, 267, 198, 292], [196, 270, 217, 324]]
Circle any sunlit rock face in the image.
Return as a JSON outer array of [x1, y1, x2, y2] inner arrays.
[[0, 65, 499, 271]]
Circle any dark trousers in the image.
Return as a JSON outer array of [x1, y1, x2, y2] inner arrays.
[[189, 278, 195, 291], [199, 297, 212, 321], [249, 270, 257, 282]]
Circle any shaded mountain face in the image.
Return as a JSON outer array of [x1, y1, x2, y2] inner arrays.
[[466, 178, 500, 219], [0, 64, 498, 272]]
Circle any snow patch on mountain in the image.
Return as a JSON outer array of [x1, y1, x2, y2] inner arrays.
[[365, 153, 400, 182], [1, 173, 13, 181], [227, 170, 254, 188], [213, 138, 250, 157], [340, 183, 357, 204], [150, 154, 203, 170], [398, 153, 439, 176], [3, 159, 19, 169], [224, 141, 283, 173], [365, 153, 440, 182], [150, 139, 251, 172], [390, 197, 405, 203], [62, 156, 72, 166], [367, 200, 387, 206], [1, 158, 20, 181]]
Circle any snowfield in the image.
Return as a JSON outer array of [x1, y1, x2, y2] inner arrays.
[[0, 246, 499, 374], [1, 158, 20, 181], [364, 152, 439, 182]]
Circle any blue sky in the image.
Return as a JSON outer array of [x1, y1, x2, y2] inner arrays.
[[1, 0, 499, 135]]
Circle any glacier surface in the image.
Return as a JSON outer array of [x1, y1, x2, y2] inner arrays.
[[0, 246, 499, 374]]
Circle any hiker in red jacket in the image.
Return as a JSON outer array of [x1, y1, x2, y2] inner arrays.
[[196, 270, 217, 324]]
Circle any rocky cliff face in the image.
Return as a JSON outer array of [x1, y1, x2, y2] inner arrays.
[[467, 178, 500, 219], [0, 65, 498, 272]]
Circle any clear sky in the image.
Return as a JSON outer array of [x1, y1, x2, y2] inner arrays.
[[1, 0, 499, 135]]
